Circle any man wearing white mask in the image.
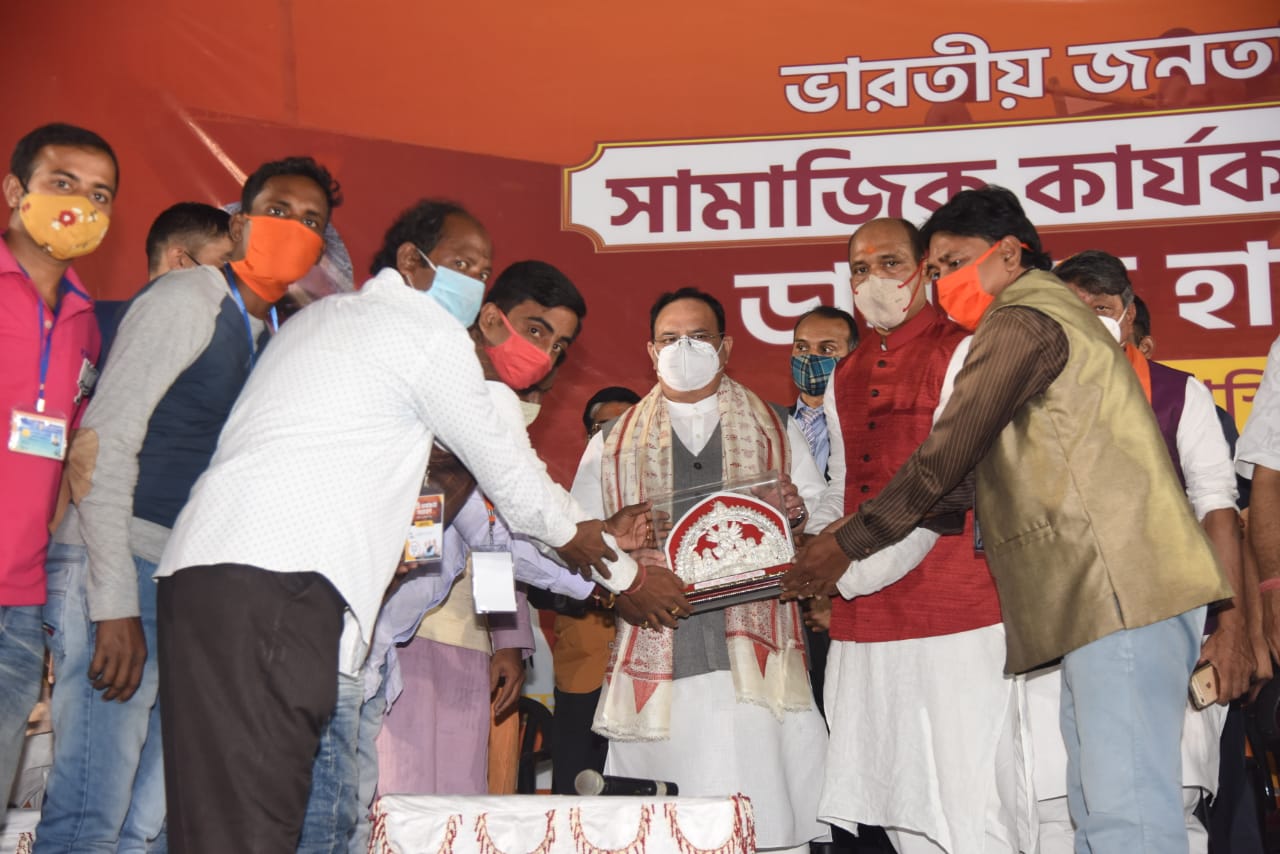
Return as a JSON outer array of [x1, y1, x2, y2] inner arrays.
[[571, 287, 831, 853], [806, 218, 1028, 854]]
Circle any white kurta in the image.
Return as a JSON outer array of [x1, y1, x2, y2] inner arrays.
[[1236, 334, 1280, 478], [815, 334, 1033, 852], [575, 385, 830, 851], [820, 625, 1033, 853], [604, 670, 829, 851]]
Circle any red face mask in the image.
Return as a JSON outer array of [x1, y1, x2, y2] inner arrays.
[[935, 241, 1003, 332], [229, 216, 324, 303], [485, 311, 553, 390]]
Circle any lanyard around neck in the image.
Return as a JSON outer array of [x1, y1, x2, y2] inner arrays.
[[223, 265, 278, 367], [35, 300, 55, 412], [20, 263, 70, 413]]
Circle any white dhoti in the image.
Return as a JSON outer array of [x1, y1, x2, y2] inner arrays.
[[1026, 660, 1229, 854], [819, 623, 1034, 853], [603, 670, 829, 851]]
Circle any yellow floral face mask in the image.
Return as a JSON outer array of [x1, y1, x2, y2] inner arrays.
[[19, 193, 110, 260]]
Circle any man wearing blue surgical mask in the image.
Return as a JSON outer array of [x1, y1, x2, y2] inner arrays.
[[155, 197, 618, 853], [380, 200, 493, 316], [790, 306, 858, 478]]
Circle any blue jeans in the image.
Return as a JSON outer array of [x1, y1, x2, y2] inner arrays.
[[0, 603, 44, 801], [350, 665, 388, 854], [36, 543, 166, 853], [297, 670, 362, 853], [1060, 606, 1206, 854]]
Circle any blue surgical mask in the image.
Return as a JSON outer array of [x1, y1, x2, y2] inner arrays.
[[419, 250, 483, 327], [791, 354, 838, 397]]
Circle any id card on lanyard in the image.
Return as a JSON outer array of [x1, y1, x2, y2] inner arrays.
[[472, 498, 516, 613], [403, 477, 446, 569], [9, 297, 68, 460]]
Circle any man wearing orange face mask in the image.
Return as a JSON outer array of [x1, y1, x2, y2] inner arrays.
[[37, 156, 339, 853], [0, 121, 116, 807], [787, 186, 1231, 853], [805, 217, 1022, 854]]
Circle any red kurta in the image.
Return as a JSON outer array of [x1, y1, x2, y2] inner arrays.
[[828, 305, 1002, 642]]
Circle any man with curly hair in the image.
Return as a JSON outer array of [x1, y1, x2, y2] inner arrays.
[[39, 156, 340, 853]]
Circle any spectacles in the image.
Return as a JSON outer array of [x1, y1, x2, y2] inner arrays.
[[652, 332, 721, 350]]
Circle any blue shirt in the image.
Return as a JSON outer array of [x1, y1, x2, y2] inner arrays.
[[793, 396, 830, 477]]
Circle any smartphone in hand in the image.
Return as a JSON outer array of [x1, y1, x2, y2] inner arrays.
[[1189, 662, 1219, 710]]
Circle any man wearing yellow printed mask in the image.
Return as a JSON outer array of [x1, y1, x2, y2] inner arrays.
[[803, 217, 1023, 854], [37, 156, 339, 853], [0, 121, 116, 805], [788, 186, 1231, 853]]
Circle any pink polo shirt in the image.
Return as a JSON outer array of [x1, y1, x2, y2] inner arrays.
[[0, 236, 100, 605]]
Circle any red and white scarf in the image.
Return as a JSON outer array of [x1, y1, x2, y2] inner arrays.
[[594, 377, 811, 740]]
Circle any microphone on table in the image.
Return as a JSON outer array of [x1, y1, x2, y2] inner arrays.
[[574, 770, 679, 797]]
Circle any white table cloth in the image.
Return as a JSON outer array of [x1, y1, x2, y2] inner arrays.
[[370, 793, 755, 854]]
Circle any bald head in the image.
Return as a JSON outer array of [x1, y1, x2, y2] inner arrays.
[[848, 218, 924, 261], [848, 218, 929, 331], [848, 219, 925, 287]]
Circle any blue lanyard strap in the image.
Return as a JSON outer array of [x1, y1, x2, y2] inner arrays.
[[224, 265, 265, 367], [18, 259, 70, 413], [35, 301, 55, 412]]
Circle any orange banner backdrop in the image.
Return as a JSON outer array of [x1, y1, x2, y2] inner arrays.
[[5, 2, 1278, 482]]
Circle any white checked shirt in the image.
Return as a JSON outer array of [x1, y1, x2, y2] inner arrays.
[[157, 268, 581, 642]]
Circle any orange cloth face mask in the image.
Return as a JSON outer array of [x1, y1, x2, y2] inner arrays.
[[229, 216, 324, 303], [935, 242, 1002, 332]]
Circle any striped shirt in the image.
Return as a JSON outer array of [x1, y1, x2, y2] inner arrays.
[[835, 306, 1069, 559]]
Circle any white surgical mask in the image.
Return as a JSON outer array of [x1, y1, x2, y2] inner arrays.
[[519, 400, 542, 426], [853, 267, 921, 331], [1098, 314, 1123, 344], [657, 337, 722, 392]]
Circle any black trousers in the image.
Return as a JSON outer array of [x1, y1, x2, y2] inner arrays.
[[157, 564, 345, 854], [550, 687, 609, 795]]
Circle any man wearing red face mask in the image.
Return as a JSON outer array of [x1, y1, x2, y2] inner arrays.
[[787, 186, 1231, 853], [38, 156, 340, 853], [806, 217, 1023, 854]]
